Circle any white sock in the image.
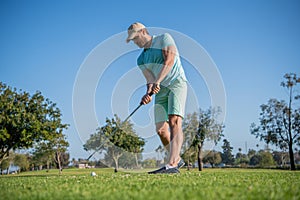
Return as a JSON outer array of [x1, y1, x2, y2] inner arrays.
[[165, 164, 175, 169]]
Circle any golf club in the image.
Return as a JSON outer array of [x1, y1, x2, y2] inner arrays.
[[86, 92, 153, 161]]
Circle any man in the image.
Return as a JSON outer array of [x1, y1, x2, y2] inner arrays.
[[126, 22, 187, 174]]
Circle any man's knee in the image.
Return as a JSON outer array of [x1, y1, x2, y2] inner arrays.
[[156, 122, 168, 137], [156, 127, 166, 137], [168, 115, 182, 128]]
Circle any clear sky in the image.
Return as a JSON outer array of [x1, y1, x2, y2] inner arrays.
[[1, 0, 299, 160]]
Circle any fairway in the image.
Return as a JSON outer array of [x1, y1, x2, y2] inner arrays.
[[0, 168, 299, 200]]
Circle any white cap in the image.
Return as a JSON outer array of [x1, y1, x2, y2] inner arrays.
[[126, 22, 146, 43]]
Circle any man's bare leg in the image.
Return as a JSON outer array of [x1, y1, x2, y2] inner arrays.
[[148, 118, 183, 174], [155, 121, 170, 154], [168, 115, 183, 167]]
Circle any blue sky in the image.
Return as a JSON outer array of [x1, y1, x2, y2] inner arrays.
[[0, 0, 299, 159]]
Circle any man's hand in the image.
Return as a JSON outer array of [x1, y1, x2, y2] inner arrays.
[[140, 93, 152, 105], [151, 83, 160, 94]]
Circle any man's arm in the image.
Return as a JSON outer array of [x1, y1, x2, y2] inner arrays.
[[151, 45, 177, 93], [140, 69, 155, 105], [155, 45, 176, 84], [142, 69, 156, 94]]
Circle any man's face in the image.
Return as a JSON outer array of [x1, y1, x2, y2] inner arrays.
[[131, 30, 146, 48]]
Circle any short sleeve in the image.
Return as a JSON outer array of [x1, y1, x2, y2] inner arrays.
[[161, 33, 176, 48], [137, 53, 146, 71]]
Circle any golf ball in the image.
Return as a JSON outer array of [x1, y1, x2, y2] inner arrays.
[[91, 172, 96, 176]]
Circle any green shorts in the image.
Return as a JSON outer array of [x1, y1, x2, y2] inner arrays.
[[154, 79, 187, 123]]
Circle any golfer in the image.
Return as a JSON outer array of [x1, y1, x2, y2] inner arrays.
[[126, 22, 187, 174]]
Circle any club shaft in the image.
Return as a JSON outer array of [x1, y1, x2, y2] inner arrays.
[[123, 92, 153, 123], [123, 104, 142, 122]]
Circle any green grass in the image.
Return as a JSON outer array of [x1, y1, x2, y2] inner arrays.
[[1, 168, 299, 200]]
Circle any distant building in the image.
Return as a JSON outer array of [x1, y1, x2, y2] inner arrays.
[[78, 163, 94, 169]]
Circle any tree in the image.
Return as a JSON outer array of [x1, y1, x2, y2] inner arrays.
[[60, 152, 70, 168], [203, 150, 222, 167], [0, 158, 10, 175], [272, 151, 289, 166], [71, 158, 79, 167], [249, 150, 275, 167], [235, 148, 249, 166], [260, 151, 276, 167], [249, 154, 261, 166], [155, 145, 163, 161], [196, 108, 224, 171], [181, 145, 197, 170], [247, 149, 256, 160], [142, 158, 156, 168], [251, 73, 300, 170], [221, 139, 235, 165], [30, 103, 69, 174], [182, 112, 199, 169], [118, 151, 142, 169], [182, 108, 224, 171], [14, 153, 29, 173], [84, 115, 145, 172], [0, 82, 69, 164], [34, 132, 69, 174], [155, 145, 168, 166], [48, 115, 69, 174], [31, 146, 53, 170]]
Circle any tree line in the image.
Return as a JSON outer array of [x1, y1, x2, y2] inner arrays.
[[142, 140, 298, 169], [81, 72, 299, 171], [178, 72, 299, 170], [0, 72, 299, 174], [0, 151, 70, 175]]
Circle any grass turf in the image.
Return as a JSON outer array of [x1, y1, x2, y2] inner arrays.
[[0, 168, 299, 200]]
